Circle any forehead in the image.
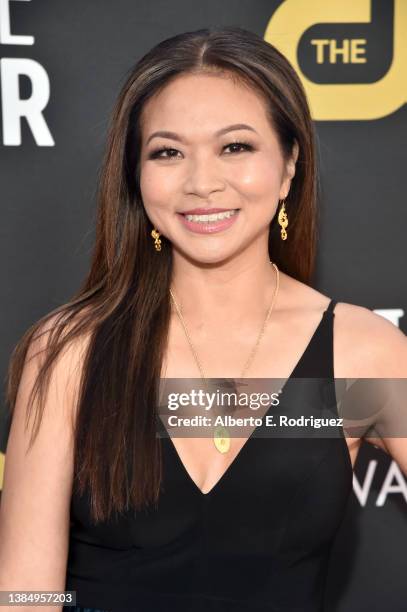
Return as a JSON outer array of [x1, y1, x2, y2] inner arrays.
[[139, 72, 271, 138]]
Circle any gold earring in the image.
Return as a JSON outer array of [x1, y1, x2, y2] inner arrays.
[[151, 228, 162, 251], [278, 199, 288, 241]]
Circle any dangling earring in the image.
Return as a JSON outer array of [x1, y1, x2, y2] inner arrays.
[[151, 228, 162, 251], [278, 199, 288, 241]]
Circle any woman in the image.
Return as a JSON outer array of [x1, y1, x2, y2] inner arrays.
[[0, 26, 406, 612]]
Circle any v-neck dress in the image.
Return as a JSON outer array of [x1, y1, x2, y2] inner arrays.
[[64, 299, 353, 611]]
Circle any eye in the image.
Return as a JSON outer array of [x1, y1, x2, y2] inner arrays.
[[148, 146, 180, 160], [148, 140, 255, 160], [223, 141, 255, 154]]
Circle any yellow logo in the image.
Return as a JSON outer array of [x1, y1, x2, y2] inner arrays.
[[264, 0, 406, 120], [0, 452, 5, 491]]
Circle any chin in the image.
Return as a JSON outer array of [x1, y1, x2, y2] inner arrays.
[[174, 247, 239, 267]]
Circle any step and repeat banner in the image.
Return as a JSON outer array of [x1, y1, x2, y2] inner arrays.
[[1, 1, 406, 610]]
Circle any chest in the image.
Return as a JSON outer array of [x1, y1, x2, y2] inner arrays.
[[159, 309, 359, 494]]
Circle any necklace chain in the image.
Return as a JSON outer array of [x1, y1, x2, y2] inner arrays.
[[169, 261, 280, 453], [169, 261, 279, 379]]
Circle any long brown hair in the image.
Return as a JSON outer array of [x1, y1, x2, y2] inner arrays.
[[5, 26, 319, 522]]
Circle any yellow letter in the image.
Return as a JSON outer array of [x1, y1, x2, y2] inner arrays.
[[329, 39, 350, 63], [310, 39, 330, 63], [351, 39, 367, 63]]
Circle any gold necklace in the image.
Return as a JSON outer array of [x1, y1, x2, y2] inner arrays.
[[169, 261, 280, 454]]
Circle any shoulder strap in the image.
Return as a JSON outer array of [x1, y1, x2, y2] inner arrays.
[[325, 299, 337, 315], [289, 299, 336, 378]]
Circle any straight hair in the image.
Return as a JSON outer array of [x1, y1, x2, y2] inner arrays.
[[5, 26, 319, 522]]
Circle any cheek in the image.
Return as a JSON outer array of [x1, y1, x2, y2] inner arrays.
[[233, 157, 282, 201], [140, 165, 178, 210]]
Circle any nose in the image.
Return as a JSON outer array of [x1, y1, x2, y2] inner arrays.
[[183, 153, 226, 197]]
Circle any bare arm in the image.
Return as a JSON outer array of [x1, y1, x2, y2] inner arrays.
[[335, 303, 407, 474], [0, 320, 89, 611]]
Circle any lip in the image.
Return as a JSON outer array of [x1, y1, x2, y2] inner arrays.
[[177, 209, 240, 234], [178, 207, 239, 215]]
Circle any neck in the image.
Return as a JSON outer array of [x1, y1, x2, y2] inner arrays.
[[170, 250, 279, 327]]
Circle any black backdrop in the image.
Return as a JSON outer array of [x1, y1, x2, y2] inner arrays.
[[1, 1, 406, 610]]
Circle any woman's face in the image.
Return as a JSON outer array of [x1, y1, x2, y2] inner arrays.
[[139, 72, 297, 264]]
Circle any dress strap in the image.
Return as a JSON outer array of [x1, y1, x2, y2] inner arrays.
[[324, 299, 337, 315]]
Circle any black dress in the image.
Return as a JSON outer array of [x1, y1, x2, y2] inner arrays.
[[64, 299, 353, 611]]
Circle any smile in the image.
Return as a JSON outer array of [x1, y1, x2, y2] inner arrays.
[[177, 209, 240, 234], [183, 210, 238, 222]]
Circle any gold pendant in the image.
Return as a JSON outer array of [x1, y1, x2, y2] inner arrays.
[[213, 425, 231, 454], [278, 203, 288, 240]]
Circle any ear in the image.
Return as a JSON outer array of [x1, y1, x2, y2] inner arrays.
[[280, 140, 299, 200], [286, 140, 299, 179]]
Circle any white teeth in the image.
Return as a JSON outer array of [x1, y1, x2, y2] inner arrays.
[[184, 210, 238, 222]]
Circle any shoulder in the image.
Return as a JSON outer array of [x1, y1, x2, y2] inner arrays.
[[279, 272, 407, 377], [31, 306, 95, 361], [333, 301, 407, 377], [16, 306, 95, 431]]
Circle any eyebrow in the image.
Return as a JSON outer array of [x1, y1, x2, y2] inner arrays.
[[145, 123, 258, 146]]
